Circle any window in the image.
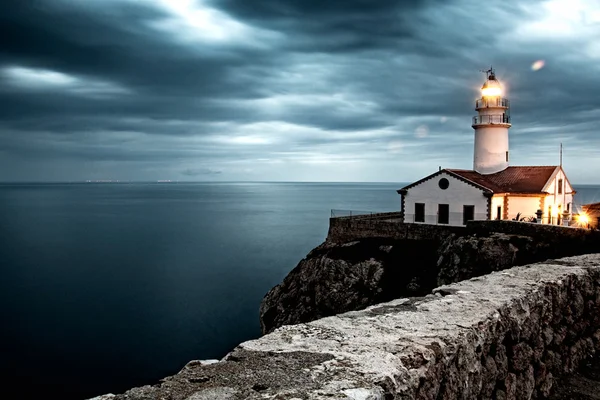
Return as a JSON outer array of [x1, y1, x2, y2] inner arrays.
[[506, 151, 509, 162], [438, 204, 449, 225], [438, 178, 449, 190], [567, 202, 571, 212], [558, 179, 563, 195], [497, 206, 502, 220], [415, 203, 425, 223], [463, 205, 475, 225]]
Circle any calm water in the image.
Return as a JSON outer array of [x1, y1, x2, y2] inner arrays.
[[0, 182, 403, 399], [1, 182, 599, 399]]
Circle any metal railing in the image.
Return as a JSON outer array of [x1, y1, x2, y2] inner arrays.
[[472, 115, 511, 125], [330, 209, 385, 218], [536, 216, 574, 226], [404, 212, 488, 225], [497, 215, 580, 227], [475, 98, 510, 109]]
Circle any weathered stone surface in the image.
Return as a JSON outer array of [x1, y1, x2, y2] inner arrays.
[[98, 254, 600, 400]]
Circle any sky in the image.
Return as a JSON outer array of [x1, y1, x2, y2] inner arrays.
[[1, 0, 599, 183]]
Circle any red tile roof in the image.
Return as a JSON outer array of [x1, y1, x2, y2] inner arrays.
[[446, 166, 559, 194], [582, 203, 600, 215]]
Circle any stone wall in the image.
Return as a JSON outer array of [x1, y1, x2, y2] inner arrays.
[[327, 214, 465, 243], [96, 254, 600, 399], [466, 219, 600, 239], [327, 215, 600, 246]]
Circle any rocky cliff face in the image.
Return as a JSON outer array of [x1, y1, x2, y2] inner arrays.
[[261, 228, 600, 334], [437, 228, 600, 286], [259, 237, 440, 334], [436, 232, 541, 286]]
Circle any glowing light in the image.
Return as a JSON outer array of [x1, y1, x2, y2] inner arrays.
[[578, 213, 589, 226], [531, 60, 545, 71], [482, 87, 502, 97]]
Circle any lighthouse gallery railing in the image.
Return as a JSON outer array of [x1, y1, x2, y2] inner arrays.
[[472, 115, 511, 125], [475, 98, 510, 109]]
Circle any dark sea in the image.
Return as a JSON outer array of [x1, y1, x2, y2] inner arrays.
[[1, 182, 599, 399]]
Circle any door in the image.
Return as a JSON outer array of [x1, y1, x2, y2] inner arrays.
[[438, 204, 449, 225], [415, 203, 425, 223], [463, 205, 475, 225]]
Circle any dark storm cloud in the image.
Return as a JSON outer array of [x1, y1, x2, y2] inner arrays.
[[0, 0, 599, 182], [210, 0, 436, 52]]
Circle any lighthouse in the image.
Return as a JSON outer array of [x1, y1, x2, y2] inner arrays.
[[398, 67, 576, 226], [472, 68, 511, 175]]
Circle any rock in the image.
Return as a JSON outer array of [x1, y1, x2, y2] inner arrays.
[[511, 342, 534, 372], [259, 238, 439, 334], [342, 387, 384, 399], [186, 387, 238, 399], [261, 224, 600, 335], [436, 233, 529, 286]]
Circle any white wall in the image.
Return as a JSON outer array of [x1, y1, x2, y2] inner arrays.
[[404, 172, 488, 226], [507, 197, 540, 220], [473, 127, 509, 174], [543, 168, 574, 224], [491, 196, 504, 220]]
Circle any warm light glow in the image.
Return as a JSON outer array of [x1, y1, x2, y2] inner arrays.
[[481, 87, 502, 97], [578, 213, 589, 226], [531, 60, 545, 71]]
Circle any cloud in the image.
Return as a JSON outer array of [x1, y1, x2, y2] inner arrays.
[[181, 167, 222, 176], [0, 0, 599, 183], [144, 0, 281, 47], [1, 66, 131, 98]]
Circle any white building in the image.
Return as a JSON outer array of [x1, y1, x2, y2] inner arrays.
[[398, 68, 575, 226]]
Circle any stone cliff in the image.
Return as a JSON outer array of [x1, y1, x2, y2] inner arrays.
[[92, 254, 600, 399], [259, 238, 440, 334], [261, 220, 600, 334]]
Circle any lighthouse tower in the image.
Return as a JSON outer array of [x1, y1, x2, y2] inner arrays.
[[472, 68, 511, 174]]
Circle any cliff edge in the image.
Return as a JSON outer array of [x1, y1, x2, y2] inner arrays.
[[259, 237, 440, 334], [92, 254, 600, 399], [260, 220, 600, 334]]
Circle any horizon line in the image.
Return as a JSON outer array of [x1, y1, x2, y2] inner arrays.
[[1, 180, 600, 186]]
